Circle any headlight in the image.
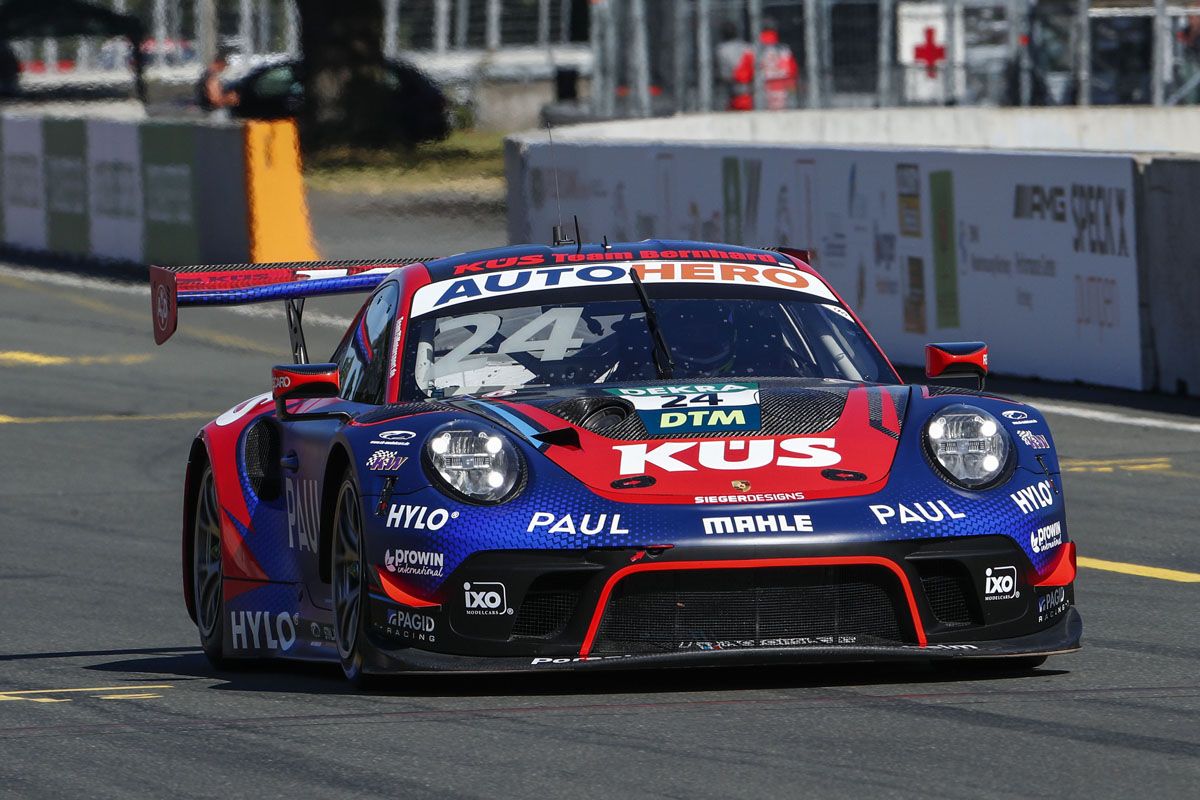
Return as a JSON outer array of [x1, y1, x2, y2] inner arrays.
[[924, 404, 1011, 489], [423, 422, 525, 504]]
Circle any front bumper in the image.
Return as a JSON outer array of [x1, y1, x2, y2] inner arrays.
[[361, 535, 1080, 674]]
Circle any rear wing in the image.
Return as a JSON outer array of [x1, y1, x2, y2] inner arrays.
[[149, 258, 430, 359]]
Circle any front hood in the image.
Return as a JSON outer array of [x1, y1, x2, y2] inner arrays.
[[458, 379, 911, 504]]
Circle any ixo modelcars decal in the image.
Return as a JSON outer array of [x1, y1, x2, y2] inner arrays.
[[605, 383, 761, 434]]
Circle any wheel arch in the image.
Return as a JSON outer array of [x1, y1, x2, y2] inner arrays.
[[181, 436, 211, 624], [319, 443, 353, 584]]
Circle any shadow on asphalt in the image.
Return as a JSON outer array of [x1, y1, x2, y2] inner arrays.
[[84, 650, 1069, 698]]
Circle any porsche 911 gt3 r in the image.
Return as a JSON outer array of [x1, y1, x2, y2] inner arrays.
[[152, 240, 1080, 683]]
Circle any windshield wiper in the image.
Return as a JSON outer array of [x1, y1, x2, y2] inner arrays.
[[628, 268, 675, 379]]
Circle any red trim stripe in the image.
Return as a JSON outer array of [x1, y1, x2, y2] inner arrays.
[[579, 556, 927, 657], [376, 567, 440, 608], [1033, 541, 1077, 587]]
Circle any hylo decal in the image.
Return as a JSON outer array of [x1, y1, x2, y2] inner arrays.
[[1011, 481, 1054, 514], [230, 611, 297, 652], [385, 504, 460, 530]]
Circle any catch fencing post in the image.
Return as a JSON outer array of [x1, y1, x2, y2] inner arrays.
[[1076, 0, 1090, 106], [943, 0, 957, 103], [456, 0, 470, 48], [697, 0, 713, 111], [878, 0, 894, 105], [486, 0, 502, 51], [804, 0, 820, 107], [384, 0, 400, 60], [630, 0, 652, 117], [197, 0, 217, 64], [238, 0, 254, 55], [749, 0, 766, 110], [1153, 0, 1168, 106], [435, 0, 451, 54], [153, 0, 168, 66]]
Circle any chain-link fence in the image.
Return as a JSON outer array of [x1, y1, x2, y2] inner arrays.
[[10, 1, 1200, 109]]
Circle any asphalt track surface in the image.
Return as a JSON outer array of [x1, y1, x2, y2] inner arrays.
[[2, 241, 1200, 797]]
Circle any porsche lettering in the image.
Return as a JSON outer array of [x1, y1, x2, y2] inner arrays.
[[613, 438, 840, 475]]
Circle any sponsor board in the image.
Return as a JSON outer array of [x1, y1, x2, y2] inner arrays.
[[1011, 480, 1054, 514], [383, 549, 445, 578], [385, 504, 460, 530], [463, 581, 514, 616], [614, 437, 840, 475], [526, 512, 629, 536], [230, 611, 298, 652], [606, 383, 761, 434], [410, 260, 838, 316], [702, 514, 813, 535], [869, 500, 966, 526], [984, 565, 1020, 601], [1030, 520, 1063, 554]]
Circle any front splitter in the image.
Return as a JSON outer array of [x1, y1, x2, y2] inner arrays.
[[362, 607, 1081, 675]]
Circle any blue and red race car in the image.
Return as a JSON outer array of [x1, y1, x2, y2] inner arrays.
[[151, 240, 1080, 683]]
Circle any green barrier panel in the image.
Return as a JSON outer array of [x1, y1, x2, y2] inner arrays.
[[44, 118, 89, 256], [929, 169, 960, 330], [140, 121, 200, 265]]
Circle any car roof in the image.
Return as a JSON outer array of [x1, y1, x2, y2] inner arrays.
[[417, 239, 813, 283]]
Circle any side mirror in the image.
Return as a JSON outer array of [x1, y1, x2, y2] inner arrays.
[[925, 342, 988, 390], [273, 363, 340, 419]]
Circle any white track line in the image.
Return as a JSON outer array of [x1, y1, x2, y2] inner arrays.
[[0, 264, 351, 329], [1028, 401, 1200, 434]]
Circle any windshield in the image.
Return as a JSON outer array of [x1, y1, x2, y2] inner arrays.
[[401, 286, 893, 399]]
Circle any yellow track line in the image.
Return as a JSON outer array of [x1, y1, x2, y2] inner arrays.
[[0, 351, 152, 367], [0, 411, 217, 425], [0, 684, 172, 699], [1078, 556, 1200, 583]]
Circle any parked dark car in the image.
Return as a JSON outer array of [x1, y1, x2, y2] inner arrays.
[[228, 58, 450, 145]]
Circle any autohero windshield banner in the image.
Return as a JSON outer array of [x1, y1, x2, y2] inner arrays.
[[410, 259, 839, 317]]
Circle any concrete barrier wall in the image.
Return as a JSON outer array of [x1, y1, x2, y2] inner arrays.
[[543, 107, 1200, 155], [506, 137, 1146, 390], [0, 113, 316, 267]]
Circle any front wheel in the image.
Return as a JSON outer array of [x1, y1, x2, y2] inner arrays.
[[332, 473, 373, 687], [193, 463, 227, 668]]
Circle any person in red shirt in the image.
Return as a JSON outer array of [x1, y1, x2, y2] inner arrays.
[[721, 19, 799, 111]]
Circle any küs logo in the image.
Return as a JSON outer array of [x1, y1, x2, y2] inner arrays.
[[984, 565, 1019, 601], [463, 581, 513, 616]]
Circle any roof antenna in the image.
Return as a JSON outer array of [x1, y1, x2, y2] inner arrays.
[[547, 123, 575, 247], [573, 215, 582, 254]]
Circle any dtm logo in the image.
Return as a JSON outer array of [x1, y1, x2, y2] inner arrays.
[[614, 438, 840, 475], [463, 581, 513, 615], [1011, 480, 1054, 514], [984, 566, 1020, 601]]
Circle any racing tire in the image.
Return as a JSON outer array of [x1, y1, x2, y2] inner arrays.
[[192, 463, 229, 669], [332, 471, 375, 688]]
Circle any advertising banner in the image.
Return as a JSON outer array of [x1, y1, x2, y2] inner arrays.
[[1, 116, 47, 251], [140, 121, 200, 265], [513, 143, 1141, 389], [86, 118, 144, 263], [43, 118, 89, 257]]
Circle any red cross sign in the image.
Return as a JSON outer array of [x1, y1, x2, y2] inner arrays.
[[913, 27, 946, 78]]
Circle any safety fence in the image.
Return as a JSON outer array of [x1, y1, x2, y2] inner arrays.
[[505, 108, 1200, 395], [0, 113, 316, 266]]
